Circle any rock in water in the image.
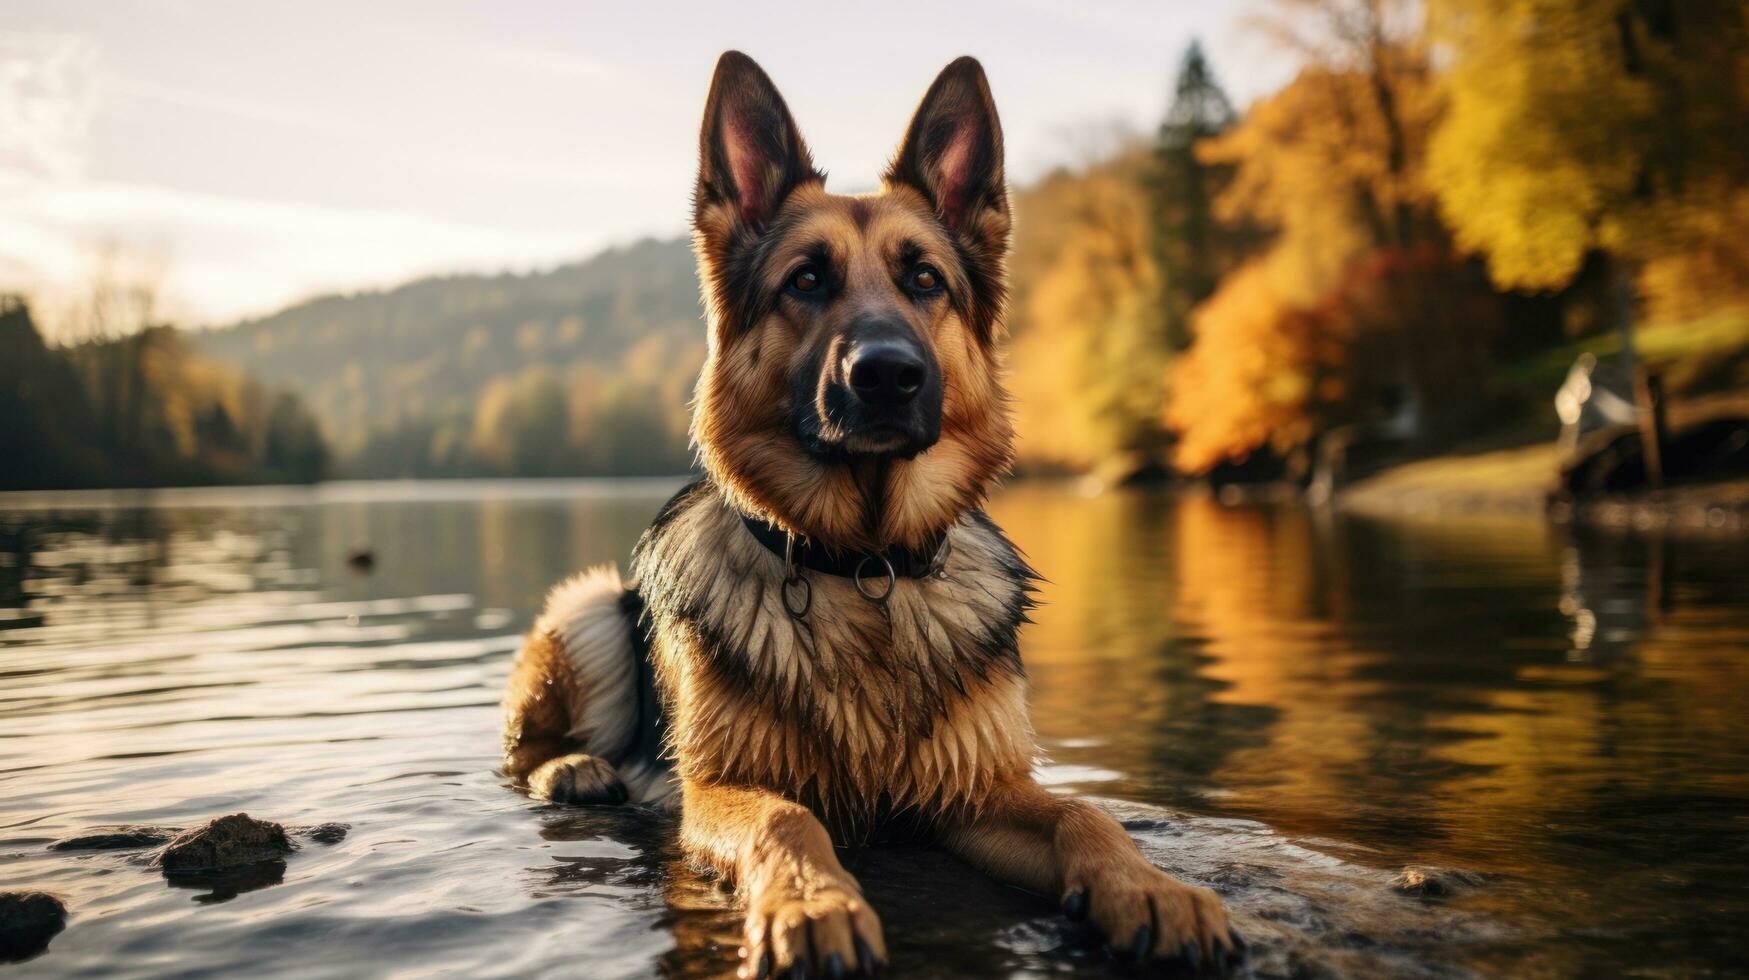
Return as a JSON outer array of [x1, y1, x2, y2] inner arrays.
[[1394, 865, 1485, 899], [155, 814, 295, 871], [0, 891, 67, 962], [300, 823, 350, 845]]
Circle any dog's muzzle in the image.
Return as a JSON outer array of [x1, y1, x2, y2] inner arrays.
[[812, 318, 942, 458]]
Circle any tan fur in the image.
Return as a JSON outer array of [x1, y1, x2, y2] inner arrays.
[[944, 778, 1234, 959], [683, 780, 888, 976], [502, 629, 578, 779], [536, 568, 638, 755]]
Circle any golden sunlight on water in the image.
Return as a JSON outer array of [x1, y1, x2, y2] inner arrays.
[[2, 480, 1746, 977], [989, 485, 1749, 974]]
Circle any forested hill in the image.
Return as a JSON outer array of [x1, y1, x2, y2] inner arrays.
[[192, 237, 706, 476]]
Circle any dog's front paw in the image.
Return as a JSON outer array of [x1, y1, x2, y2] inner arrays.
[[527, 753, 628, 805], [740, 880, 886, 978], [1063, 861, 1243, 971]]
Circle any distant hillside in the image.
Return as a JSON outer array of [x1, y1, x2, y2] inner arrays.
[[2, 298, 326, 490], [193, 237, 705, 476]]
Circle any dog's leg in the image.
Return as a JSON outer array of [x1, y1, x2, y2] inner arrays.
[[502, 628, 630, 804], [943, 778, 1240, 969], [682, 780, 887, 979], [503, 567, 652, 805]]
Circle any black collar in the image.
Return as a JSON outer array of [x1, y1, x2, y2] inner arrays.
[[739, 514, 947, 579]]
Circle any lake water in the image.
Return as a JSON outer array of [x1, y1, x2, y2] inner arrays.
[[2, 480, 1746, 978]]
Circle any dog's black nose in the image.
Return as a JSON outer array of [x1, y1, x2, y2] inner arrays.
[[846, 341, 927, 408]]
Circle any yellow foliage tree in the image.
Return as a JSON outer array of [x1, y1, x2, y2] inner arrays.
[[1426, 0, 1749, 297], [1008, 149, 1165, 474], [470, 367, 569, 475], [1201, 54, 1443, 305], [1635, 186, 1749, 321]]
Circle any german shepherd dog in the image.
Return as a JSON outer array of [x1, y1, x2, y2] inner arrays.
[[502, 52, 1241, 977]]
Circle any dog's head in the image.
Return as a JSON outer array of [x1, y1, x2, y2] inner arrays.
[[690, 52, 1014, 551]]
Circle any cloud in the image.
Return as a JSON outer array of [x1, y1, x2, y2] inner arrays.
[[0, 30, 608, 330], [0, 33, 100, 180], [107, 68, 632, 192], [110, 75, 368, 135], [1, 171, 597, 331]]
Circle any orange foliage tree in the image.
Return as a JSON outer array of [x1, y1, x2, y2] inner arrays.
[[1167, 263, 1344, 473]]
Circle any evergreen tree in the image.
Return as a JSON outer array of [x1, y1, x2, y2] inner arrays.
[[1149, 42, 1247, 352]]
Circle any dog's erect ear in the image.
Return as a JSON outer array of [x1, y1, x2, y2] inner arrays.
[[886, 57, 1009, 248], [694, 51, 820, 235]]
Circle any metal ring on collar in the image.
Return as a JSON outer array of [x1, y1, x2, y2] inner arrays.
[[781, 573, 812, 619], [854, 553, 897, 603]]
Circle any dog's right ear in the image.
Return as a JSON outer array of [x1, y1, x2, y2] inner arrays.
[[693, 52, 820, 240]]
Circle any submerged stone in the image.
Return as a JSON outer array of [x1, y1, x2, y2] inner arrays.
[[299, 822, 350, 845], [155, 814, 295, 872], [0, 891, 67, 963], [1393, 865, 1486, 899]]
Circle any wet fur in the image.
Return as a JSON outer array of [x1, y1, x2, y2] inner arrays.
[[630, 477, 1036, 832], [501, 51, 1236, 976]]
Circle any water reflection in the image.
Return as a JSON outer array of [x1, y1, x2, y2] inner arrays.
[[164, 860, 289, 905], [1, 482, 1745, 976], [991, 487, 1749, 975]]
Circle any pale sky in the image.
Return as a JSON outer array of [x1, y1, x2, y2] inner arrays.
[[0, 0, 1290, 331]]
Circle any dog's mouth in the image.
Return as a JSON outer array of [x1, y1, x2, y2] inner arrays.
[[841, 423, 936, 458], [795, 409, 941, 461], [793, 377, 942, 460]]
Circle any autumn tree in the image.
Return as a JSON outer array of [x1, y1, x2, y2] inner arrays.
[[263, 391, 329, 480], [1168, 0, 1476, 473], [1255, 0, 1433, 252], [2, 295, 327, 488], [470, 367, 571, 476], [1426, 0, 1749, 315], [1008, 150, 1165, 476], [1211, 2, 1442, 301], [1167, 263, 1343, 474], [63, 245, 167, 455]]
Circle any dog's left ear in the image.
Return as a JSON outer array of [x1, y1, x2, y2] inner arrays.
[[886, 57, 1009, 253]]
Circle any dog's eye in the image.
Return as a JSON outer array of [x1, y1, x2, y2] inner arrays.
[[789, 265, 822, 294], [908, 265, 941, 293]]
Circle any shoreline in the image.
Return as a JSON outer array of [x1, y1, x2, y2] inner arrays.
[[1337, 442, 1749, 533], [4, 467, 1747, 535]]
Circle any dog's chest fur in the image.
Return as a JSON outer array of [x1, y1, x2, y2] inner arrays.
[[630, 479, 1038, 826]]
